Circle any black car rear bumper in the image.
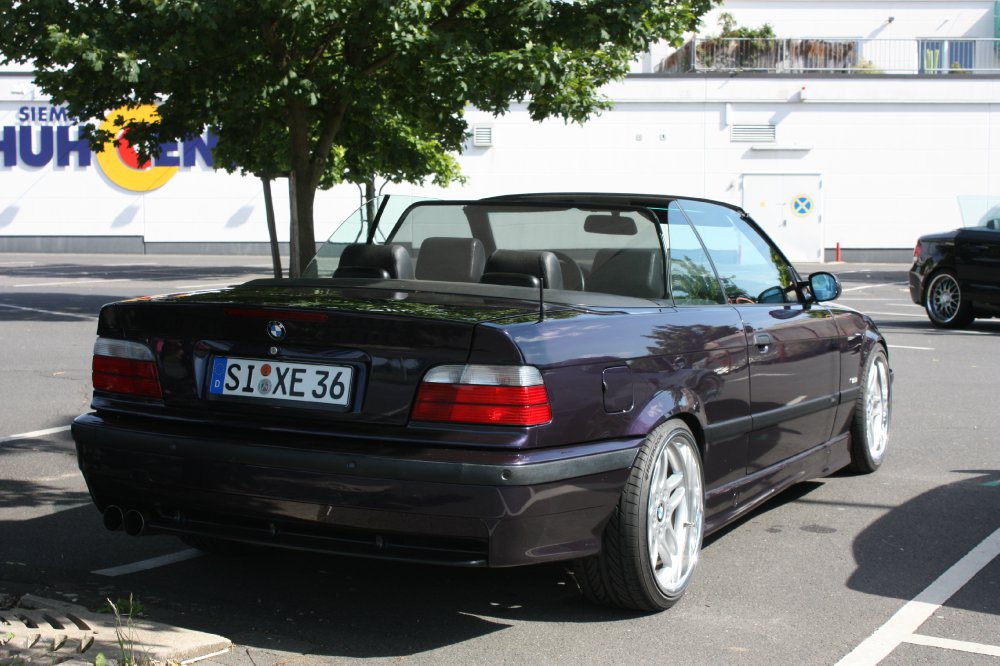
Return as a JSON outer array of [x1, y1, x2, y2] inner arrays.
[[72, 412, 639, 567], [908, 259, 929, 305]]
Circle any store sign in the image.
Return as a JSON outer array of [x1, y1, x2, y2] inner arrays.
[[1, 104, 216, 192]]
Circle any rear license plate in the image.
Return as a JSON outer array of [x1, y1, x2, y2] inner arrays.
[[209, 357, 353, 407]]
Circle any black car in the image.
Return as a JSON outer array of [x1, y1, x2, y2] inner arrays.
[[73, 193, 891, 612], [910, 221, 1000, 327]]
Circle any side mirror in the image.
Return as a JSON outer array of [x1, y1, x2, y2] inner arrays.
[[808, 271, 841, 302]]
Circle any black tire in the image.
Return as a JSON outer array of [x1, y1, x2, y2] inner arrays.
[[573, 419, 704, 612], [848, 346, 891, 474], [924, 269, 973, 328]]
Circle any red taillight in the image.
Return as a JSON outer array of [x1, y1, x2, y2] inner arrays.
[[412, 365, 551, 426], [92, 338, 162, 398], [913, 242, 922, 259]]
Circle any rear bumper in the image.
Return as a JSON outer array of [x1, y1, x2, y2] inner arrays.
[[72, 412, 638, 567], [908, 269, 923, 305]]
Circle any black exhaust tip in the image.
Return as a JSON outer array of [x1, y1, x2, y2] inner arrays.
[[123, 509, 148, 536], [102, 505, 124, 531]]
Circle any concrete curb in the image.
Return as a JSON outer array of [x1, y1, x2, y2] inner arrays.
[[0, 594, 230, 665]]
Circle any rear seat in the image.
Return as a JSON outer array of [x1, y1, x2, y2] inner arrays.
[[588, 248, 664, 298], [333, 243, 414, 279], [480, 250, 564, 289], [415, 237, 486, 282]]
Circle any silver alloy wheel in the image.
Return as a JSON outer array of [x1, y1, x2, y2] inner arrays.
[[864, 353, 891, 463], [646, 429, 704, 596], [926, 272, 961, 323]]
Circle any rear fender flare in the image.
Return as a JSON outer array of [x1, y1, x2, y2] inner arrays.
[[628, 387, 707, 444]]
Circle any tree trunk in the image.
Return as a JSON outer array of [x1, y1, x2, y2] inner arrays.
[[288, 171, 301, 277], [286, 98, 347, 276], [287, 101, 317, 278], [289, 170, 317, 277], [260, 176, 282, 279]]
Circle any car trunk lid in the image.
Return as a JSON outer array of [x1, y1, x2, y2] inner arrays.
[[95, 281, 544, 426]]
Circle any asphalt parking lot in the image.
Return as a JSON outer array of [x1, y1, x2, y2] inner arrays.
[[0, 254, 998, 665]]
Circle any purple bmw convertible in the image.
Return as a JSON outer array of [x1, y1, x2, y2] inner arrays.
[[72, 193, 891, 611]]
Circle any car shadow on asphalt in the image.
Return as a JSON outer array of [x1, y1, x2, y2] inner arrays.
[[844, 469, 1000, 614], [701, 480, 827, 549], [8, 472, 995, 660], [1, 503, 648, 661]]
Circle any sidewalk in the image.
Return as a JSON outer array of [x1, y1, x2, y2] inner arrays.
[[0, 594, 230, 665]]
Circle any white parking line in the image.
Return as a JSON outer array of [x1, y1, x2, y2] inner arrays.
[[903, 634, 1000, 657], [12, 278, 127, 287], [104, 262, 159, 266], [92, 549, 204, 577], [0, 303, 98, 320], [863, 311, 926, 318], [174, 283, 237, 290], [0, 425, 71, 444], [886, 345, 934, 351], [836, 526, 1000, 665], [948, 329, 999, 336], [841, 283, 906, 293]]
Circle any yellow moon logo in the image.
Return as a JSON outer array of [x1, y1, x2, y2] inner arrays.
[[95, 105, 179, 192]]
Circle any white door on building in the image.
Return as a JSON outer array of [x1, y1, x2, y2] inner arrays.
[[742, 174, 823, 263]]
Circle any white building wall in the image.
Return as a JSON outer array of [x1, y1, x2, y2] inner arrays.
[[2, 0, 999, 260], [443, 76, 1000, 256]]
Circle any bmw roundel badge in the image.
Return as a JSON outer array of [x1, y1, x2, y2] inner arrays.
[[266, 320, 286, 341]]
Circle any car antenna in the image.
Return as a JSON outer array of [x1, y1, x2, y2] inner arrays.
[[367, 195, 392, 244], [538, 256, 546, 322]]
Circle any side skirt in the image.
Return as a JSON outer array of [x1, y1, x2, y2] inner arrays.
[[703, 433, 851, 536]]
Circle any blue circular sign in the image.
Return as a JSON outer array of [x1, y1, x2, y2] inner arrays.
[[792, 195, 813, 217]]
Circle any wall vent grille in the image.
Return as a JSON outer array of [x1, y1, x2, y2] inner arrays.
[[731, 124, 776, 142], [472, 126, 493, 147]]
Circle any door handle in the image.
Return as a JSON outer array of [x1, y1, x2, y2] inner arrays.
[[754, 332, 773, 349]]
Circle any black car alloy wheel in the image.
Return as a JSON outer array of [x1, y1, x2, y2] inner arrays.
[[924, 270, 973, 328]]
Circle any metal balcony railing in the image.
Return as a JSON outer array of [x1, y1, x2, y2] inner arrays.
[[655, 38, 1000, 75]]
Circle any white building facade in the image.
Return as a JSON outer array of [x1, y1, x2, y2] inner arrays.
[[2, 0, 999, 261]]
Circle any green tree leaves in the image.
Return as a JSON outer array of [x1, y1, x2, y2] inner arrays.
[[1, 0, 714, 274]]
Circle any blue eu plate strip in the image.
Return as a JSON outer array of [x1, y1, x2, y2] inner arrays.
[[209, 357, 228, 395]]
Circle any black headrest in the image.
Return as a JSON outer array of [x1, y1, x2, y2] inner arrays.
[[334, 243, 414, 279], [482, 250, 563, 290], [588, 248, 664, 298], [416, 237, 486, 282]]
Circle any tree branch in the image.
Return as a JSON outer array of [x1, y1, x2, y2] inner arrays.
[[309, 98, 350, 191], [304, 25, 342, 77], [260, 19, 288, 68], [359, 0, 478, 78]]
